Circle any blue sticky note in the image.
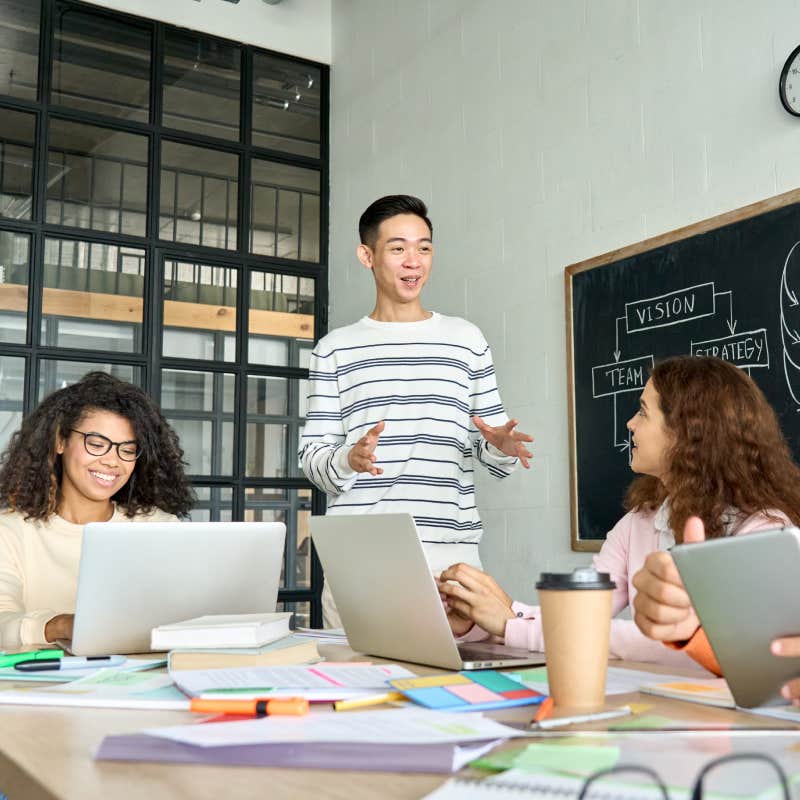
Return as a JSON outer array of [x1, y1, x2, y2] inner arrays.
[[404, 686, 469, 709]]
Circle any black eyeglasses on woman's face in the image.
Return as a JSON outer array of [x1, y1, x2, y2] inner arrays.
[[69, 429, 141, 462]]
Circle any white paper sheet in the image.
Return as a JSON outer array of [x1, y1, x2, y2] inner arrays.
[[146, 707, 525, 747], [512, 665, 710, 697], [0, 670, 188, 709], [171, 663, 416, 700]]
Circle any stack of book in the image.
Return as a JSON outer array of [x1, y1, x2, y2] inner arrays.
[[150, 612, 320, 671]]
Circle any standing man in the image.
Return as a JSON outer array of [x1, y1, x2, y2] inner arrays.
[[300, 195, 533, 626]]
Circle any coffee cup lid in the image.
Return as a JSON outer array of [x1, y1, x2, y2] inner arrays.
[[535, 567, 616, 590]]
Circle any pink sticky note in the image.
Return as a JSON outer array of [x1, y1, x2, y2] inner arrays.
[[447, 683, 502, 704]]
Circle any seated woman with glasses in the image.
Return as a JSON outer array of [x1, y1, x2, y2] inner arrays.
[[438, 356, 800, 665], [0, 371, 193, 649]]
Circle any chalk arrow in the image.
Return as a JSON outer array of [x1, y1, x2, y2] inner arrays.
[[614, 316, 625, 362], [782, 314, 800, 345], [715, 291, 737, 336], [782, 242, 800, 305], [612, 394, 630, 453]]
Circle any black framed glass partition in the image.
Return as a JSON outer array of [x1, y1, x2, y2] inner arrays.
[[0, 0, 329, 627]]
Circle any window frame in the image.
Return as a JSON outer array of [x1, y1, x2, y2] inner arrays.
[[0, 0, 329, 626]]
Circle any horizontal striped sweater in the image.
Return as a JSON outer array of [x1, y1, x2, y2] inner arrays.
[[299, 313, 518, 546]]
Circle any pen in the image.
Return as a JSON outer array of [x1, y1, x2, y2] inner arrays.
[[532, 696, 554, 724], [534, 705, 632, 730], [0, 649, 63, 669], [14, 655, 126, 672], [200, 686, 274, 695], [334, 691, 406, 711], [190, 697, 309, 717]]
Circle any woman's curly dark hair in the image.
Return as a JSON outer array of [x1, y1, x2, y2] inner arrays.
[[0, 371, 194, 520], [625, 356, 800, 541]]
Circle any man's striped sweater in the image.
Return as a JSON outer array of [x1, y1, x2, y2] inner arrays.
[[299, 312, 518, 548]]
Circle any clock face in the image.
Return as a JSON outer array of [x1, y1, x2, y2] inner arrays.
[[780, 45, 800, 116]]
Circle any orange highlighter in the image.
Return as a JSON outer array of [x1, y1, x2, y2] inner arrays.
[[190, 697, 309, 717], [532, 696, 554, 725]]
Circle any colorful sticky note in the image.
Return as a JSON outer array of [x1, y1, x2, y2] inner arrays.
[[469, 671, 524, 692], [447, 683, 502, 704], [389, 670, 546, 713], [403, 686, 469, 709], [514, 742, 621, 776], [390, 674, 471, 690]]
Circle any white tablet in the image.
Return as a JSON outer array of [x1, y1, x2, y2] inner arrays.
[[672, 526, 800, 707]]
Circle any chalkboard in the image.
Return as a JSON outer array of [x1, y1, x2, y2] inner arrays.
[[565, 189, 800, 551]]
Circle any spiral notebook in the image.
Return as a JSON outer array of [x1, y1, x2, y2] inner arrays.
[[422, 769, 664, 799]]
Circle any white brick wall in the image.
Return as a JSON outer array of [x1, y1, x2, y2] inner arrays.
[[330, 0, 800, 603]]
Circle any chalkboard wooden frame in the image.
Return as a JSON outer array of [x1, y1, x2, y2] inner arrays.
[[565, 187, 800, 552]]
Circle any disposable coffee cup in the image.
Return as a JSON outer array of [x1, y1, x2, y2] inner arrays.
[[536, 567, 616, 711]]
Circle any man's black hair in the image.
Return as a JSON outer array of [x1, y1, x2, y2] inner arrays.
[[358, 195, 433, 248]]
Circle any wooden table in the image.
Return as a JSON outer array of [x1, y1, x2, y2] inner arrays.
[[0, 646, 794, 800]]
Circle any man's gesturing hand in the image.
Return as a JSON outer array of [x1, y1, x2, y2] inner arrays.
[[473, 415, 534, 469], [347, 420, 385, 475]]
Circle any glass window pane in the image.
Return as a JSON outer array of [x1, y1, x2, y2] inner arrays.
[[47, 119, 148, 236], [252, 53, 320, 158], [189, 485, 233, 522], [163, 29, 240, 141], [0, 354, 24, 453], [161, 369, 235, 476], [0, 0, 40, 101], [0, 229, 29, 344], [37, 360, 140, 401], [51, 4, 150, 123], [41, 238, 145, 352], [160, 140, 238, 250], [246, 375, 303, 479], [162, 260, 238, 361], [245, 487, 312, 590], [247, 375, 287, 416], [0, 107, 34, 220], [248, 270, 314, 366], [250, 159, 319, 260], [246, 421, 288, 478]]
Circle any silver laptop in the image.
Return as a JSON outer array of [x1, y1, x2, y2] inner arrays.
[[672, 526, 800, 708], [311, 513, 545, 670], [69, 521, 286, 655]]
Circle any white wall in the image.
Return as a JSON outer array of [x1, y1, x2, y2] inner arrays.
[[83, 0, 331, 63], [329, 0, 800, 603]]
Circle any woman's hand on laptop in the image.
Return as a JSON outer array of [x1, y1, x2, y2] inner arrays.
[[632, 517, 706, 643], [44, 613, 74, 643], [437, 563, 515, 637], [772, 637, 800, 704]]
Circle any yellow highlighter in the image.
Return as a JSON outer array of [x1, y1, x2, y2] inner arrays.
[[333, 691, 406, 712]]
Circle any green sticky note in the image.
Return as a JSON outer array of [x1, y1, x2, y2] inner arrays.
[[468, 670, 524, 693], [470, 746, 527, 772], [79, 670, 152, 687], [514, 741, 620, 776], [610, 714, 677, 730], [513, 667, 548, 683]]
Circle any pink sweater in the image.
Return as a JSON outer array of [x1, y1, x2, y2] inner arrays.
[[492, 505, 788, 666]]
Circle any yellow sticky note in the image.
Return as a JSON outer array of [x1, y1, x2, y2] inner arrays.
[[390, 674, 472, 690], [627, 702, 653, 714], [662, 682, 725, 693]]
